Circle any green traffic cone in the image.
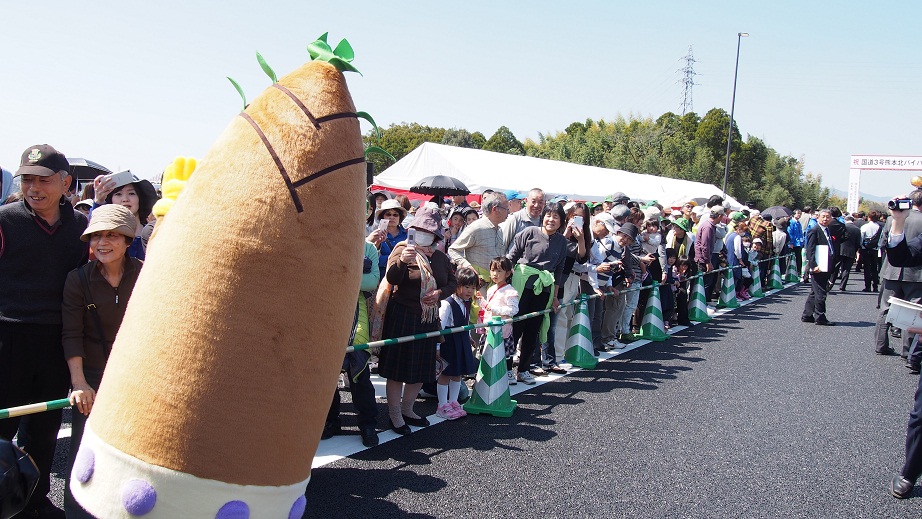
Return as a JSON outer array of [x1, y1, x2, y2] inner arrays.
[[639, 282, 668, 341], [717, 268, 740, 309], [801, 246, 808, 278], [768, 257, 784, 290], [748, 261, 765, 298], [464, 317, 517, 417], [785, 253, 799, 283], [688, 274, 711, 322], [565, 295, 598, 368]]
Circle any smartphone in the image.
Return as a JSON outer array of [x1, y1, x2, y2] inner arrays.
[[406, 228, 416, 247], [378, 219, 388, 232], [106, 170, 135, 188], [572, 216, 583, 229]]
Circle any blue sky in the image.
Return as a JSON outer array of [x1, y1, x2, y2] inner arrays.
[[3, 1, 920, 200]]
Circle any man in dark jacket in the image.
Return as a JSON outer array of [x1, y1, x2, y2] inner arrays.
[[838, 217, 862, 291], [875, 190, 922, 367], [801, 209, 836, 326], [883, 203, 922, 499], [0, 145, 88, 518], [826, 206, 847, 289]]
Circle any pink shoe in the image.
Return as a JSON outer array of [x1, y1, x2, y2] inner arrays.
[[436, 404, 457, 420], [449, 401, 467, 418]]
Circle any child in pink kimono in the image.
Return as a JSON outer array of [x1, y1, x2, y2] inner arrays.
[[480, 257, 520, 385]]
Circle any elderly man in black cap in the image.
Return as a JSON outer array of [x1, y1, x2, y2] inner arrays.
[[0, 145, 88, 518]]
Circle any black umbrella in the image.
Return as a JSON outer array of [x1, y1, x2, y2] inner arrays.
[[409, 175, 470, 200], [68, 158, 112, 182], [761, 205, 793, 221]]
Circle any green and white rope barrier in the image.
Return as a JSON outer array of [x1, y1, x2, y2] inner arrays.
[[2, 254, 798, 419]]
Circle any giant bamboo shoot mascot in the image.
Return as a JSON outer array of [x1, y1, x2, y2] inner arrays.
[[71, 35, 370, 518]]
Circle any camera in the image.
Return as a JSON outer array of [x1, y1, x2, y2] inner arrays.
[[609, 262, 626, 286], [889, 198, 912, 211]]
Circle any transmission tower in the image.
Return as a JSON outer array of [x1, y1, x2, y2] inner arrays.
[[679, 46, 697, 115]]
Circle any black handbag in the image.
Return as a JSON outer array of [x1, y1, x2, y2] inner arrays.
[[0, 439, 39, 519]]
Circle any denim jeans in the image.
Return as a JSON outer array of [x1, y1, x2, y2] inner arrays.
[[621, 289, 640, 334]]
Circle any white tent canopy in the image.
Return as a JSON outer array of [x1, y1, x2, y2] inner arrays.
[[373, 142, 743, 208]]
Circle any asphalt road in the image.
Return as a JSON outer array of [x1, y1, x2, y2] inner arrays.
[[44, 280, 922, 518]]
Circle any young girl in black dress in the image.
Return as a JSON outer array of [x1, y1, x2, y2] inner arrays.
[[436, 267, 481, 420]]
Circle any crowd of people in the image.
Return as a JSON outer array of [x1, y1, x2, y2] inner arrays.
[[333, 186, 883, 444], [0, 142, 905, 517]]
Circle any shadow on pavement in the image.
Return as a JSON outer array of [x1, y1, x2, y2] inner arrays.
[[305, 466, 444, 518]]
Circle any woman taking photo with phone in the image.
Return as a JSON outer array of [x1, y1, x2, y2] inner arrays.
[[368, 199, 409, 279], [378, 203, 456, 434], [91, 172, 158, 259]]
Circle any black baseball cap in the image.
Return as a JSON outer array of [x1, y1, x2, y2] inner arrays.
[[14, 144, 69, 177], [617, 222, 639, 241]]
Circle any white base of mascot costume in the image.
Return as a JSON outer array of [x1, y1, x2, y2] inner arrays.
[[72, 35, 369, 518]]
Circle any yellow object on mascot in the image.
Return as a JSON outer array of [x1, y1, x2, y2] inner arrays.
[[72, 36, 366, 518]]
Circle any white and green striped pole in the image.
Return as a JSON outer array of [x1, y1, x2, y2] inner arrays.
[[0, 398, 70, 420], [688, 275, 711, 322], [769, 257, 784, 290], [749, 261, 765, 298], [639, 282, 668, 341], [718, 268, 740, 309], [464, 317, 517, 417], [801, 246, 808, 278], [565, 295, 598, 368], [785, 252, 800, 283]]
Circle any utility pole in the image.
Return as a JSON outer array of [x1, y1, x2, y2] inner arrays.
[[722, 33, 749, 196], [679, 46, 697, 115]]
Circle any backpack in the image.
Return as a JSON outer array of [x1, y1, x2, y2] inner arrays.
[[862, 224, 882, 250]]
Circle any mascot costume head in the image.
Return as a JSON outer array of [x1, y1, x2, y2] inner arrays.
[[72, 34, 368, 518]]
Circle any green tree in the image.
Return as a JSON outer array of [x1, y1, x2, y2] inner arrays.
[[363, 122, 447, 175], [470, 131, 487, 149], [441, 128, 482, 149], [366, 109, 830, 209], [483, 126, 525, 155]]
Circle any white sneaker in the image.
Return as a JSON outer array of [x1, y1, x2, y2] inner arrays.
[[507, 370, 517, 385], [517, 371, 536, 385], [608, 339, 625, 349]]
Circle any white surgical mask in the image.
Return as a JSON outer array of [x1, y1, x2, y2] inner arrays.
[[414, 231, 436, 247]]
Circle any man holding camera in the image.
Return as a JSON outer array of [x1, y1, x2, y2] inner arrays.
[[874, 191, 922, 366], [882, 196, 922, 498]]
